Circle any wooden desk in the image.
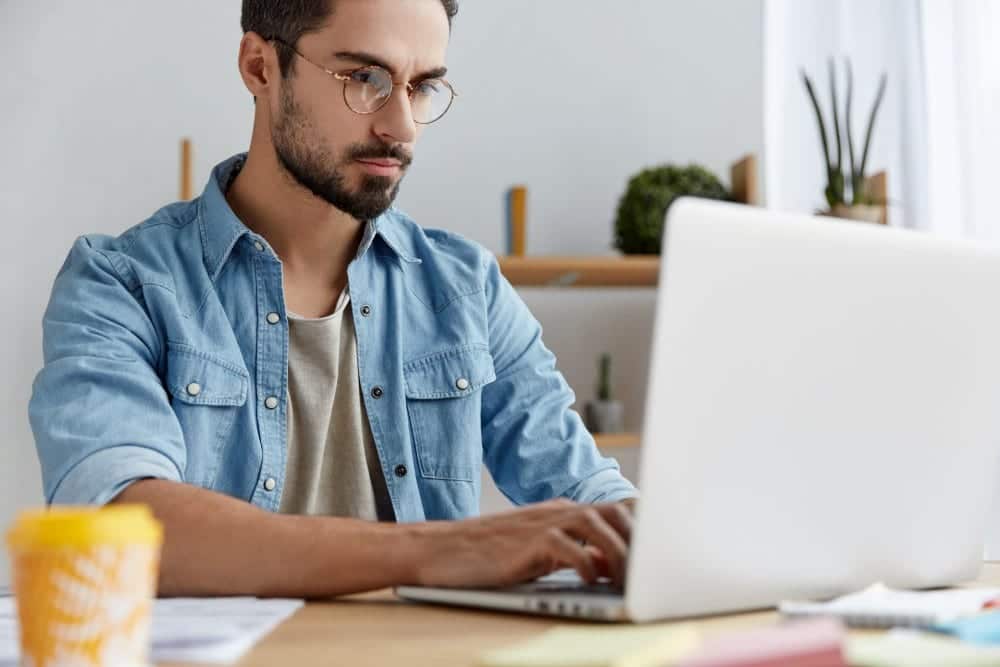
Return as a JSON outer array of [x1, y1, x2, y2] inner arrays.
[[166, 564, 1000, 667]]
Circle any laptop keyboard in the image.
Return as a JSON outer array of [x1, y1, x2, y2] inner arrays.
[[517, 580, 623, 596], [505, 570, 624, 597]]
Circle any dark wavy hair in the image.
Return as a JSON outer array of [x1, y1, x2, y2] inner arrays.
[[242, 0, 459, 77]]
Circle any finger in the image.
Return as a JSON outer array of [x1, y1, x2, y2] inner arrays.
[[594, 502, 634, 545], [556, 548, 613, 580], [544, 527, 599, 583], [530, 500, 633, 543], [584, 546, 614, 580], [563, 508, 629, 584]]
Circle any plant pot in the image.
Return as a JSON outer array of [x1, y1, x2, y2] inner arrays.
[[822, 204, 885, 224], [585, 400, 625, 434]]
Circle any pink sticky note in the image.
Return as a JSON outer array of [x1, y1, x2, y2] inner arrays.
[[677, 618, 847, 667]]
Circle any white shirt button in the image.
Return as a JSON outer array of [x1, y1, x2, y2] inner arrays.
[[263, 477, 276, 492], [186, 382, 202, 396], [266, 312, 280, 325], [254, 241, 265, 252], [265, 396, 279, 410], [456, 378, 470, 391]]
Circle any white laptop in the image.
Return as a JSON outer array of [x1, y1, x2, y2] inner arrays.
[[397, 199, 1000, 622]]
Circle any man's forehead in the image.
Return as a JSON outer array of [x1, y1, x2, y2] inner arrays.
[[307, 1, 449, 75]]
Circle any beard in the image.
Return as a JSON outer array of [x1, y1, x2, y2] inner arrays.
[[271, 84, 413, 221]]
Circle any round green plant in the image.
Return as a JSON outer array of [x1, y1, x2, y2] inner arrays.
[[613, 164, 731, 255]]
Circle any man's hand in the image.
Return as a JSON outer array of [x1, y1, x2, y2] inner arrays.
[[114, 480, 636, 598], [412, 499, 634, 589]]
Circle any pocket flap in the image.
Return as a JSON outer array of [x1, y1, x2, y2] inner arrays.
[[165, 342, 249, 407], [403, 345, 496, 400]]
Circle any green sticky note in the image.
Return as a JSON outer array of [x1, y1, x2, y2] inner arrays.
[[846, 631, 1000, 667]]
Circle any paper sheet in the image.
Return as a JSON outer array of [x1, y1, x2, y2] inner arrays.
[[0, 595, 303, 665]]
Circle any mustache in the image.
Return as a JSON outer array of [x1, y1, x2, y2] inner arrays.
[[347, 142, 413, 168]]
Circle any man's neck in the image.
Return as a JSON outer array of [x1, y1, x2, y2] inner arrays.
[[225, 147, 365, 296]]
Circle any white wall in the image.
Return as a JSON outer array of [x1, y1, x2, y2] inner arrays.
[[0, 0, 763, 576], [404, 1, 764, 254]]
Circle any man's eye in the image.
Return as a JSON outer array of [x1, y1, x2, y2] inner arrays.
[[415, 80, 442, 96]]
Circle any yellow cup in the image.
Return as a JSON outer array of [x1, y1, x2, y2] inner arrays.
[[6, 505, 163, 667]]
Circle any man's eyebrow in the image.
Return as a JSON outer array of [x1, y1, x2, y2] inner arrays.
[[333, 51, 448, 80]]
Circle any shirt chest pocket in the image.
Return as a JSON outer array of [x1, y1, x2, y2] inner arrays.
[[403, 345, 496, 482], [165, 342, 249, 487]]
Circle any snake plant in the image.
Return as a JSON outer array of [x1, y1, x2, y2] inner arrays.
[[802, 58, 887, 208]]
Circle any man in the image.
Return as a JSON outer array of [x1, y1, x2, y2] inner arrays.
[[29, 0, 637, 598]]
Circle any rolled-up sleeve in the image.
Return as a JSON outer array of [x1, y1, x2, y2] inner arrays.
[[479, 253, 638, 505], [28, 237, 186, 505]]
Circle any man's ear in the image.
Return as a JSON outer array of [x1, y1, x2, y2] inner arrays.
[[237, 31, 277, 101]]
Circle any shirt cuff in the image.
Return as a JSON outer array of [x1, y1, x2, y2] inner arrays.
[[563, 467, 638, 504], [49, 445, 184, 506]]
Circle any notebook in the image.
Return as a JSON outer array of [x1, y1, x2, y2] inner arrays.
[[779, 583, 1000, 629]]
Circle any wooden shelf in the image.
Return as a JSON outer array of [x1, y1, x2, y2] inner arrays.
[[593, 432, 640, 448], [499, 256, 659, 288]]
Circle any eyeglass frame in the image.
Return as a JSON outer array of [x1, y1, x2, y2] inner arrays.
[[269, 37, 458, 125]]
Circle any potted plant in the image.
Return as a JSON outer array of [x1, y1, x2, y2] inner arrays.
[[802, 58, 888, 223], [585, 353, 624, 434], [614, 164, 730, 255]]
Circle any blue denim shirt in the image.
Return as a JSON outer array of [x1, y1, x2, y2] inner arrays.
[[28, 154, 636, 521]]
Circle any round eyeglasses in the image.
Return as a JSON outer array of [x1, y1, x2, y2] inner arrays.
[[271, 39, 457, 125]]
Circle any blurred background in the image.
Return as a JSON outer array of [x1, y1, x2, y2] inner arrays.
[[1, 0, 996, 578]]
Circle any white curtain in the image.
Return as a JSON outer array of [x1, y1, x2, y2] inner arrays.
[[763, 0, 999, 239], [921, 0, 1000, 241]]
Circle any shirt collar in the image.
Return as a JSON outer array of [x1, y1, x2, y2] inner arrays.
[[365, 212, 422, 264], [198, 154, 253, 280], [198, 154, 421, 280]]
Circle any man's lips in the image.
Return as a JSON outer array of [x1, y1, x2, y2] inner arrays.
[[357, 159, 403, 168], [356, 158, 405, 177]]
